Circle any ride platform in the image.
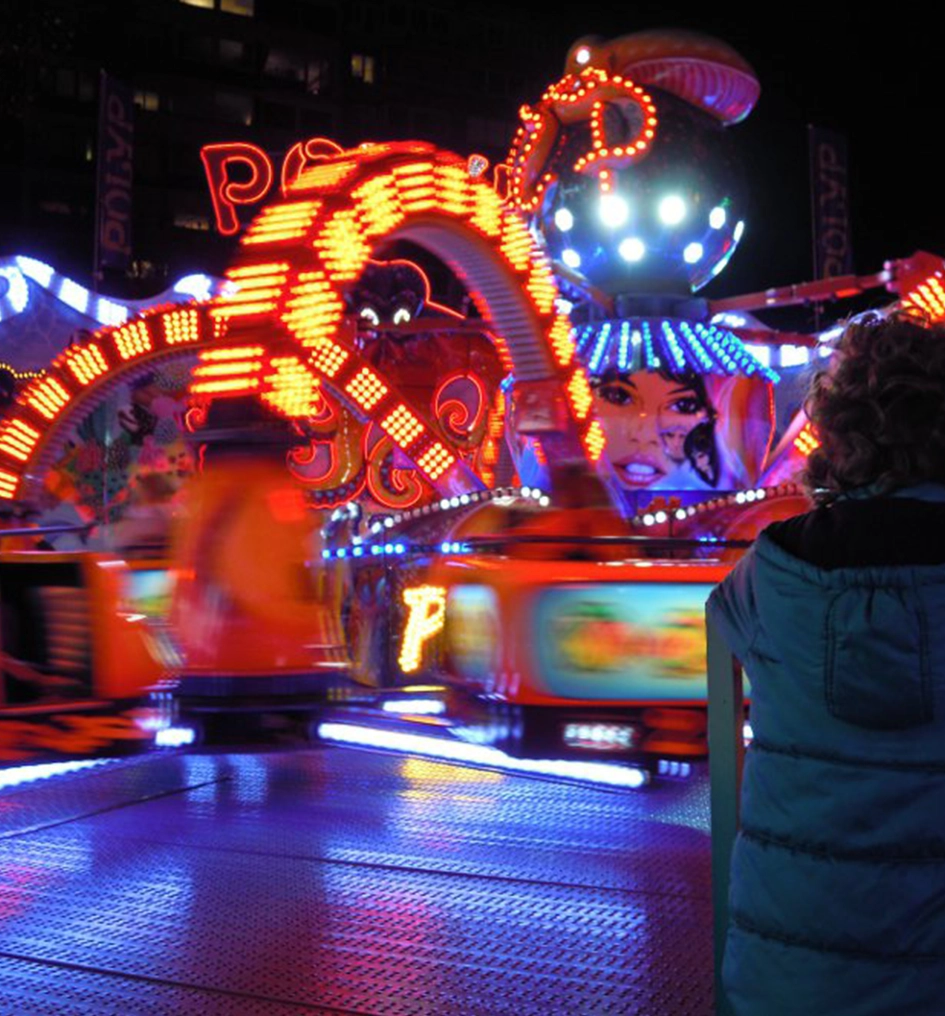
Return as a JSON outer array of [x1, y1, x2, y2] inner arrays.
[[0, 745, 714, 1015]]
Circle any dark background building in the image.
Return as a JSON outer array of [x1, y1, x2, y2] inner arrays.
[[0, 0, 563, 296], [0, 0, 941, 315]]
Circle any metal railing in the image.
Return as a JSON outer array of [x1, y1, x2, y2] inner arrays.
[[706, 613, 745, 1016]]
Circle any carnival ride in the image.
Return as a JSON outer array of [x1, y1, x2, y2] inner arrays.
[[1, 29, 943, 773]]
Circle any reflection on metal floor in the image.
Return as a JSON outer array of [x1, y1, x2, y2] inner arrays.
[[0, 747, 714, 1015]]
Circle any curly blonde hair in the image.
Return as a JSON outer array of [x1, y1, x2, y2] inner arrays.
[[804, 310, 945, 502]]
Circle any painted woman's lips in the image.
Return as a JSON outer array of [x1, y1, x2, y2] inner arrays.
[[614, 459, 665, 487]]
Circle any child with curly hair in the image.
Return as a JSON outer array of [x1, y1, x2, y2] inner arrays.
[[708, 310, 945, 1015]]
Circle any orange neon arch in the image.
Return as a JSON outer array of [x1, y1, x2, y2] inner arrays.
[[0, 142, 599, 503], [213, 141, 599, 488]]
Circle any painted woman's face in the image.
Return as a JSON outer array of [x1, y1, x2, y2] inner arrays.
[[593, 371, 711, 489]]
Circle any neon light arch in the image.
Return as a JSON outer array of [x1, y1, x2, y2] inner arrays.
[[0, 142, 598, 504], [214, 140, 598, 486]]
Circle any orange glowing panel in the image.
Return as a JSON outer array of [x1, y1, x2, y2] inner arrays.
[[242, 199, 322, 246], [381, 404, 425, 447], [434, 163, 475, 218], [289, 160, 358, 194], [416, 442, 455, 481], [64, 343, 109, 385], [566, 369, 593, 420], [190, 377, 262, 395], [399, 585, 446, 673], [216, 261, 290, 319], [193, 360, 263, 378], [162, 309, 202, 346], [548, 315, 575, 367], [0, 468, 19, 499], [308, 339, 349, 378], [583, 419, 606, 461], [282, 275, 344, 343], [315, 210, 372, 281], [525, 260, 558, 315], [904, 274, 945, 322], [794, 422, 820, 457], [469, 187, 503, 238], [0, 418, 41, 463], [27, 377, 71, 421], [200, 345, 266, 362], [500, 217, 535, 273], [352, 174, 406, 238], [345, 367, 389, 411], [392, 162, 437, 213], [262, 357, 323, 419], [113, 320, 152, 361]]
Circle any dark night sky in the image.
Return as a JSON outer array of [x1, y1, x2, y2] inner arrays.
[[484, 4, 943, 311]]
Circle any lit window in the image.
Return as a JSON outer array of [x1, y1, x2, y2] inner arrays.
[[179, 0, 213, 8], [134, 90, 160, 112], [351, 53, 375, 84], [174, 213, 211, 231], [220, 0, 254, 13]]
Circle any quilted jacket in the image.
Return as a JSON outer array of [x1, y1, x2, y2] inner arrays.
[[707, 493, 945, 1016]]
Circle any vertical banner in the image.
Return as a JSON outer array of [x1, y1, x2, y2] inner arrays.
[[808, 126, 853, 279], [95, 71, 134, 278]]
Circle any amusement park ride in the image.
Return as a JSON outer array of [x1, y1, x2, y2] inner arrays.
[[1, 30, 943, 776]]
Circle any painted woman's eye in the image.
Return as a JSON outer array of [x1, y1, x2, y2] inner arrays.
[[597, 383, 634, 407], [359, 306, 380, 327], [392, 306, 412, 325], [669, 396, 702, 414]]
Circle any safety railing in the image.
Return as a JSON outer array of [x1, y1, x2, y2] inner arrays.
[[706, 613, 745, 1016]]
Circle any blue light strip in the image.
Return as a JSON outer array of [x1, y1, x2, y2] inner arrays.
[[678, 322, 714, 373], [0, 758, 111, 791], [660, 320, 688, 372], [641, 321, 657, 370], [3, 255, 223, 328], [322, 486, 549, 561], [317, 721, 650, 788], [588, 322, 612, 374], [617, 321, 631, 372]]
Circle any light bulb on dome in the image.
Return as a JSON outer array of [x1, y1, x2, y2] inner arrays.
[[554, 207, 574, 232], [561, 248, 581, 269], [618, 237, 645, 262], [683, 242, 704, 264], [709, 206, 727, 229], [658, 194, 686, 226], [599, 193, 629, 228]]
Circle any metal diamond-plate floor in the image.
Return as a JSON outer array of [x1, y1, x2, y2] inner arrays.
[[0, 747, 714, 1016]]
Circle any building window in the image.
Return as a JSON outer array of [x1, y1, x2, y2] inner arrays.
[[179, 0, 254, 12], [259, 101, 296, 131], [215, 90, 253, 126], [134, 90, 160, 112], [264, 48, 305, 83], [39, 200, 73, 217], [351, 53, 375, 84], [174, 212, 211, 231], [306, 59, 330, 96], [219, 39, 247, 66]]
